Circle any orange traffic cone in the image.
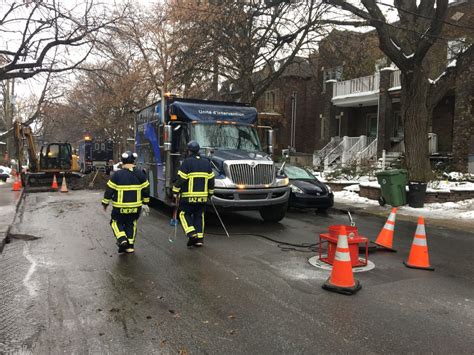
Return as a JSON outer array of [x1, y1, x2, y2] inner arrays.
[[322, 225, 362, 295], [404, 216, 434, 271], [60, 176, 68, 193], [374, 208, 397, 251], [12, 175, 21, 191], [51, 174, 59, 190]]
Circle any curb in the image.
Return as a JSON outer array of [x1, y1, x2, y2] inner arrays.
[[0, 187, 25, 253], [332, 203, 474, 233]]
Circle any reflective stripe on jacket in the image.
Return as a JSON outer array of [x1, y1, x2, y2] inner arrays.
[[172, 154, 215, 203], [102, 165, 150, 209]]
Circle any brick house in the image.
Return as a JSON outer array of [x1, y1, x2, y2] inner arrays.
[[219, 56, 321, 157], [314, 0, 473, 172], [219, 0, 472, 171]]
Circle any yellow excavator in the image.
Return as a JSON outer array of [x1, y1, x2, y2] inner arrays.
[[13, 121, 80, 187]]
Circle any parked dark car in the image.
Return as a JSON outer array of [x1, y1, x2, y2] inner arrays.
[[0, 166, 10, 182], [283, 164, 334, 210]]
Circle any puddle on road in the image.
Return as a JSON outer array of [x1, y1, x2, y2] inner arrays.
[[7, 233, 39, 241]]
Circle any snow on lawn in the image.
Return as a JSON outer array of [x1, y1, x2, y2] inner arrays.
[[334, 190, 379, 206], [335, 190, 474, 220], [399, 199, 474, 220]]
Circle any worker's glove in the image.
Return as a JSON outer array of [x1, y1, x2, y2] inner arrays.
[[141, 204, 150, 217], [102, 203, 108, 212]]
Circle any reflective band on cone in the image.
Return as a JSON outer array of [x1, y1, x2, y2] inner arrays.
[[374, 208, 397, 252], [404, 216, 434, 271], [51, 174, 58, 190], [60, 176, 69, 193], [322, 225, 362, 295]]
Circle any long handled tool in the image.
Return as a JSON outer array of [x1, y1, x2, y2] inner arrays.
[[168, 196, 180, 243], [89, 169, 100, 188], [211, 198, 230, 238]]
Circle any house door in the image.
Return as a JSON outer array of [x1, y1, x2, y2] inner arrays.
[[366, 113, 378, 138]]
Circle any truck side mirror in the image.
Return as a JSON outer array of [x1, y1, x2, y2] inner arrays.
[[164, 125, 172, 151], [266, 129, 274, 155]]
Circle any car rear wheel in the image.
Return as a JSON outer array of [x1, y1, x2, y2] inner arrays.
[[259, 202, 287, 223]]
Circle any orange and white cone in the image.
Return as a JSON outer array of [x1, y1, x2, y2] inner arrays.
[[403, 216, 434, 271], [12, 175, 21, 191], [51, 174, 59, 190], [374, 208, 397, 252], [60, 176, 68, 193], [322, 225, 361, 295]]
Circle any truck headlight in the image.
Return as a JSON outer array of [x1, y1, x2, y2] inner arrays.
[[274, 177, 289, 187], [214, 178, 226, 188], [290, 184, 303, 194]]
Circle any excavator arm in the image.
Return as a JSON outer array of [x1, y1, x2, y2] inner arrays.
[[13, 121, 39, 172]]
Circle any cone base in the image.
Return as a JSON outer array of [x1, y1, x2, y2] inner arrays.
[[374, 242, 397, 252], [322, 278, 361, 295], [403, 261, 434, 271]]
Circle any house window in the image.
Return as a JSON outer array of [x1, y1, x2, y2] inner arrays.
[[322, 66, 343, 93], [392, 111, 403, 139], [265, 90, 278, 111], [447, 38, 466, 62], [366, 113, 378, 138]]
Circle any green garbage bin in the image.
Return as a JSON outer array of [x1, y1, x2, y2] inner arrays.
[[375, 169, 408, 207]]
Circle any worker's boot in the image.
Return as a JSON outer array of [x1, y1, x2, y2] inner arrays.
[[117, 237, 128, 253], [187, 237, 197, 247], [195, 238, 204, 247], [125, 244, 135, 253]]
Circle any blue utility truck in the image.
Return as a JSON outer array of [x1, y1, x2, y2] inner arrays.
[[135, 95, 290, 222]]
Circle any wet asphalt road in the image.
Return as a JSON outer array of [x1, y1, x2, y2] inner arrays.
[[1, 190, 474, 354]]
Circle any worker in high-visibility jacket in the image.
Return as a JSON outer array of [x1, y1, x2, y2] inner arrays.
[[172, 141, 214, 247], [102, 151, 150, 253]]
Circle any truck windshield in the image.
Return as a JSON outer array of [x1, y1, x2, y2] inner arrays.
[[191, 123, 262, 152]]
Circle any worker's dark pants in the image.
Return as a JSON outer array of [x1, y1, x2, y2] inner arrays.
[[110, 210, 140, 246], [179, 202, 206, 240]]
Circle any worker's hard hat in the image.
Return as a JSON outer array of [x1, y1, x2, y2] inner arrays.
[[187, 140, 200, 153], [121, 151, 138, 164]]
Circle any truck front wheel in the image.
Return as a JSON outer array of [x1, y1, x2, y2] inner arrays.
[[259, 203, 287, 223]]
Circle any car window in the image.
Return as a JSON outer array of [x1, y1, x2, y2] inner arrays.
[[284, 165, 316, 180]]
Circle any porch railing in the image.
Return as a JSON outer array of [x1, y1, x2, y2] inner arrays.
[[356, 138, 378, 165], [342, 135, 368, 167], [324, 136, 361, 169], [390, 70, 401, 88], [333, 73, 380, 98], [313, 136, 341, 168]]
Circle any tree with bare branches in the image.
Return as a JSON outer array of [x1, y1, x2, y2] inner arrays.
[[0, 0, 127, 81], [323, 0, 472, 181], [168, 0, 329, 105]]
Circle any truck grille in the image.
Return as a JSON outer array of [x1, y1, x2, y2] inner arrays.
[[227, 162, 275, 186]]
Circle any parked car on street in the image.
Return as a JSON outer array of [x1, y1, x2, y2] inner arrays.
[[282, 164, 334, 211], [0, 165, 12, 182]]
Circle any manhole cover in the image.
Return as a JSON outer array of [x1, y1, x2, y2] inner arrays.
[[308, 255, 375, 273]]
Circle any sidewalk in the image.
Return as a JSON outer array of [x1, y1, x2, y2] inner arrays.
[[0, 181, 23, 252], [334, 190, 474, 232]]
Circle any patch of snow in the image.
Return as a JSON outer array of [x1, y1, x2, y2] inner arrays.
[[447, 59, 457, 68], [390, 38, 401, 51], [399, 199, 474, 220], [334, 190, 379, 206], [343, 184, 360, 192], [388, 86, 401, 91], [360, 181, 381, 188]]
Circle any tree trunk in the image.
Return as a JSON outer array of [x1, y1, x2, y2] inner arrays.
[[401, 67, 432, 182]]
